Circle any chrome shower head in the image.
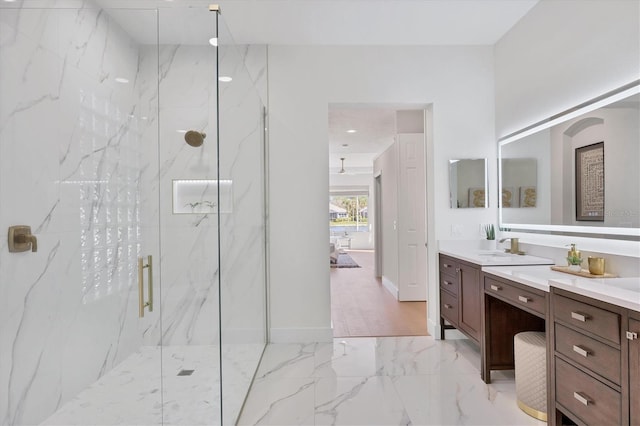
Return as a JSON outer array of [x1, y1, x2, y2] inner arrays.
[[185, 130, 206, 147]]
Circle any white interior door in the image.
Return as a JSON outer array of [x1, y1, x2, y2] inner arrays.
[[397, 133, 427, 301]]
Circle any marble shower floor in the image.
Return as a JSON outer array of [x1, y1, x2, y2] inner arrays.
[[41, 344, 264, 426], [237, 336, 546, 426]]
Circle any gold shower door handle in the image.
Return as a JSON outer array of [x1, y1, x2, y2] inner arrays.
[[138, 255, 153, 317]]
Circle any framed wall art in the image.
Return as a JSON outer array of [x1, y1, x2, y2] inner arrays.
[[575, 142, 604, 221], [519, 186, 537, 208]]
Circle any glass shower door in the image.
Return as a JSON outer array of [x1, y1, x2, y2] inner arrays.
[[0, 6, 163, 425], [155, 6, 223, 426], [217, 15, 269, 426]]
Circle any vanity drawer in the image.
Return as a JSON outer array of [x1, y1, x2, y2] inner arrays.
[[439, 255, 457, 271], [553, 295, 620, 345], [555, 357, 621, 425], [484, 278, 545, 316], [440, 274, 458, 296], [555, 323, 621, 385], [440, 290, 458, 327]]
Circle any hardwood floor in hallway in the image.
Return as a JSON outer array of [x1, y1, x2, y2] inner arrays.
[[330, 250, 428, 337]]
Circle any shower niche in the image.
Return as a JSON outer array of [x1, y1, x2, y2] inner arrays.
[[172, 179, 234, 214]]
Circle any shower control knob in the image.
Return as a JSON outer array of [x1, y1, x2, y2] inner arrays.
[[8, 225, 38, 253]]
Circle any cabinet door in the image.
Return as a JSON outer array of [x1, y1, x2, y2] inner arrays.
[[630, 318, 640, 425], [458, 263, 481, 342]]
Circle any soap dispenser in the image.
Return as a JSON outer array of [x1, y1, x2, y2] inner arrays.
[[566, 243, 582, 270]]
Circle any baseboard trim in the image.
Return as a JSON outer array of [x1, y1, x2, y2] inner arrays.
[[381, 276, 399, 299], [428, 317, 438, 338], [269, 327, 334, 343]]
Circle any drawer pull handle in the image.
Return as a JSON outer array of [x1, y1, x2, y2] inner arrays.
[[572, 345, 590, 357], [571, 312, 589, 322], [443, 263, 452, 268], [518, 295, 530, 303], [444, 280, 452, 286], [490, 285, 501, 291], [444, 304, 452, 309], [573, 391, 591, 406]]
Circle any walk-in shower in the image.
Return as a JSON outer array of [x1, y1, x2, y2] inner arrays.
[[0, 2, 268, 425]]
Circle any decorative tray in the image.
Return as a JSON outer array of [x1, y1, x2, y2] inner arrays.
[[550, 265, 617, 278]]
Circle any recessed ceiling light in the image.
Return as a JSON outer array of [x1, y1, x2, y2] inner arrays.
[[346, 129, 357, 133], [3, 0, 17, 3], [218, 76, 232, 82], [342, 144, 349, 147], [176, 129, 188, 133], [209, 37, 218, 46], [115, 77, 129, 84]]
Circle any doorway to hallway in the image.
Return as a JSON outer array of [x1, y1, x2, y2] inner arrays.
[[330, 250, 427, 337]]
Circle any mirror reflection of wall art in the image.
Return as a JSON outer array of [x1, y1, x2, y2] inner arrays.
[[502, 187, 516, 207], [468, 187, 486, 208], [519, 186, 537, 207], [575, 142, 604, 221]]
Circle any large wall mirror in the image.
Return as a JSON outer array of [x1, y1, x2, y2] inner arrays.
[[499, 81, 640, 240], [450, 159, 488, 208]]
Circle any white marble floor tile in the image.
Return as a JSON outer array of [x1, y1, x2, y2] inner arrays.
[[239, 336, 546, 426], [313, 338, 381, 377], [236, 377, 316, 426], [392, 373, 544, 425], [314, 376, 411, 426], [42, 344, 263, 426], [313, 336, 479, 378], [254, 342, 317, 380]]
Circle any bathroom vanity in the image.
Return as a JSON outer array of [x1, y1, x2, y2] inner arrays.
[[548, 277, 640, 426], [438, 248, 554, 346], [447, 256, 640, 426]]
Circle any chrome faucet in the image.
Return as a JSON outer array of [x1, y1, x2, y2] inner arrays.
[[499, 237, 520, 254]]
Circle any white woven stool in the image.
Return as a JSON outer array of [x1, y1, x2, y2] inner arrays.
[[514, 331, 547, 422]]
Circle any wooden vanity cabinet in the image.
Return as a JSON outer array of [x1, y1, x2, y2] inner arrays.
[[439, 254, 481, 343], [629, 312, 640, 425], [481, 273, 546, 383], [550, 287, 639, 426]]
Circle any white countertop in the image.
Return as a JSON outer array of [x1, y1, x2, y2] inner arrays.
[[481, 265, 571, 292], [439, 248, 554, 267], [550, 276, 640, 313], [482, 265, 640, 312]]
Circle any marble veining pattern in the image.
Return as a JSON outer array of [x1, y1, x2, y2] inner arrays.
[[0, 7, 156, 425], [41, 343, 265, 426], [1, 4, 268, 425], [238, 336, 545, 426]]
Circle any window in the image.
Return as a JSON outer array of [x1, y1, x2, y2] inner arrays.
[[329, 192, 369, 234]]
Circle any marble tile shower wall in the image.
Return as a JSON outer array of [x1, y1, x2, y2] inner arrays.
[[0, 7, 158, 425], [143, 43, 221, 347], [218, 43, 268, 345]]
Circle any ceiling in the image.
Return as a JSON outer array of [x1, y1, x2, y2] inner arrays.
[[217, 0, 539, 46], [77, 0, 540, 173], [86, 0, 539, 46]]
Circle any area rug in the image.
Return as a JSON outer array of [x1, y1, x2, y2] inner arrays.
[[330, 252, 361, 268]]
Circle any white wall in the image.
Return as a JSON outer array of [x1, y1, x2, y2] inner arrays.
[[373, 143, 399, 294], [495, 0, 640, 137], [268, 45, 496, 341]]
